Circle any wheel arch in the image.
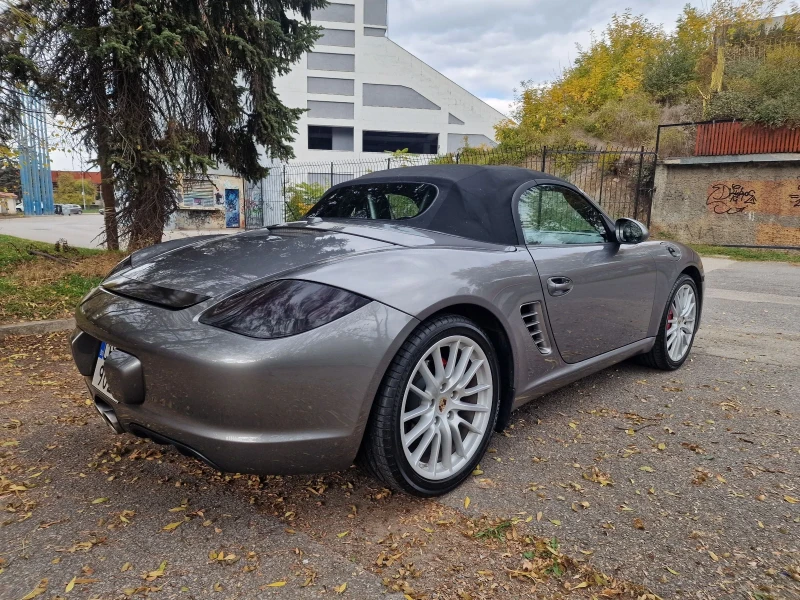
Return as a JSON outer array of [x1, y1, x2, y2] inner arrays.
[[680, 265, 704, 327], [424, 303, 516, 432]]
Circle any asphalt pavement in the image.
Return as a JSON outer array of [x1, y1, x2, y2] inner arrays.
[[0, 214, 232, 249], [1, 256, 798, 599]]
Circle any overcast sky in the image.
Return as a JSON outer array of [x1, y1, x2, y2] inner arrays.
[[49, 0, 794, 170], [388, 0, 795, 116]]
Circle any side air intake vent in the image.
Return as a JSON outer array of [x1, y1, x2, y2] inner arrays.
[[520, 302, 551, 355]]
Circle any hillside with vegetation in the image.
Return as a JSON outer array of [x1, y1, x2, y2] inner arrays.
[[495, 0, 800, 153]]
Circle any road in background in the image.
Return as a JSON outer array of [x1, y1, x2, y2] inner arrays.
[[0, 214, 232, 248]]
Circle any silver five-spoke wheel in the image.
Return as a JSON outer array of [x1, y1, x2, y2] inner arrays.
[[400, 335, 493, 480], [666, 283, 697, 362]]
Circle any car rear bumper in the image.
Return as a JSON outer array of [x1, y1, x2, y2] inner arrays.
[[72, 288, 418, 475]]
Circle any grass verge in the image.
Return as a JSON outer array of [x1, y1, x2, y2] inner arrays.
[[0, 234, 123, 324], [689, 244, 800, 264]]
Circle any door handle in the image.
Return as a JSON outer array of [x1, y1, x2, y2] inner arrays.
[[547, 276, 573, 297]]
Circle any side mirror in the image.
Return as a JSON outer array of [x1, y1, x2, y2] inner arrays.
[[615, 218, 649, 244]]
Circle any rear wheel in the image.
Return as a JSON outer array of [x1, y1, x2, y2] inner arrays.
[[638, 274, 699, 370], [359, 315, 499, 496]]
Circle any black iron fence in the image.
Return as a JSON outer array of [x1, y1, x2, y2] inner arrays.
[[244, 145, 656, 230]]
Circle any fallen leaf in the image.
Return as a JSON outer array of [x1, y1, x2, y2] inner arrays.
[[65, 577, 77, 593], [633, 518, 645, 530], [337, 531, 349, 538], [264, 581, 286, 588], [665, 566, 679, 575], [334, 582, 348, 593], [162, 521, 183, 531], [639, 466, 654, 473], [21, 579, 48, 600], [464, 496, 471, 509], [91, 497, 109, 504], [785, 495, 799, 504]]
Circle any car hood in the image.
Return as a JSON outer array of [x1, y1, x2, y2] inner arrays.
[[114, 227, 398, 298]]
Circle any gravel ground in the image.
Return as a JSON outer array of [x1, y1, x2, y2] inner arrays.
[[1, 258, 798, 600]]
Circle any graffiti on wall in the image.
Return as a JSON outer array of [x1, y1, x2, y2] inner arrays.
[[707, 179, 800, 216], [791, 182, 800, 208], [707, 183, 757, 214]]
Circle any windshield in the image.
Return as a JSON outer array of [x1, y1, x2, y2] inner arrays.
[[305, 182, 438, 221]]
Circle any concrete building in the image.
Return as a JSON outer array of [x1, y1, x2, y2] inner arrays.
[[180, 0, 507, 230], [277, 0, 506, 161]]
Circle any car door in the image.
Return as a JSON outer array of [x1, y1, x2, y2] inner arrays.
[[518, 183, 656, 364]]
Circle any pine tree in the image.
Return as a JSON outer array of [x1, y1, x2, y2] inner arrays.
[[2, 0, 324, 249]]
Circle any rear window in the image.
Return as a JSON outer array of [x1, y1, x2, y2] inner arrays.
[[306, 182, 438, 221]]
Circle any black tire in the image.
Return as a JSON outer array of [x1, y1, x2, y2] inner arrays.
[[358, 314, 500, 497], [638, 274, 699, 371]]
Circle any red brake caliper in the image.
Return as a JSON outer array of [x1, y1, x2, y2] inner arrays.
[[666, 308, 674, 332]]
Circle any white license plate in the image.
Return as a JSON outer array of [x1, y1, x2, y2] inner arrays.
[[92, 342, 119, 403]]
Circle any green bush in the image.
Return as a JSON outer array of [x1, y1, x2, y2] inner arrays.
[[582, 93, 660, 146], [708, 46, 800, 127]]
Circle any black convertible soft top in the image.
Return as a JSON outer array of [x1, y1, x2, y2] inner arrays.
[[324, 165, 551, 246]]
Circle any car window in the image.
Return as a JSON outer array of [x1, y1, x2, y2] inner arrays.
[[518, 184, 609, 245], [306, 183, 438, 221]]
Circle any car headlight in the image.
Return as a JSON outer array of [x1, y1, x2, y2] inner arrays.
[[199, 280, 371, 339]]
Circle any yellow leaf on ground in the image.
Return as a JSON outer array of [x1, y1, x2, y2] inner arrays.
[[65, 577, 77, 593], [264, 581, 287, 588], [91, 497, 109, 504], [639, 466, 654, 473], [21, 579, 48, 600], [162, 521, 183, 531], [337, 531, 349, 538], [464, 496, 471, 509], [665, 566, 679, 575], [785, 495, 799, 504], [335, 582, 348, 593]]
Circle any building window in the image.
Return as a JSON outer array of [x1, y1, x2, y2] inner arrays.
[[363, 131, 439, 154], [309, 126, 355, 151]]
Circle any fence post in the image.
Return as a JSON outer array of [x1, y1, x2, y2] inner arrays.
[[541, 145, 547, 172], [598, 149, 606, 206], [331, 162, 334, 187], [455, 152, 460, 164], [633, 146, 645, 221], [387, 157, 392, 170], [282, 166, 287, 223], [654, 125, 662, 158]]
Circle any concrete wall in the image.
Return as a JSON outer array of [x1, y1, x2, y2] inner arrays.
[[175, 174, 245, 230], [651, 155, 800, 247]]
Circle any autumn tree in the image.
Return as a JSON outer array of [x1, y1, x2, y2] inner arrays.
[[53, 172, 90, 206], [2, 0, 324, 249]]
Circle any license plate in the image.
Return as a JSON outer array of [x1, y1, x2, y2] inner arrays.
[[92, 342, 119, 403]]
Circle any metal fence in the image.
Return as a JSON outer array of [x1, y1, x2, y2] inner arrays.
[[244, 145, 657, 230]]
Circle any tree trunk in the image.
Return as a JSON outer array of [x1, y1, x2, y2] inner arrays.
[[97, 136, 119, 250], [86, 0, 119, 251]]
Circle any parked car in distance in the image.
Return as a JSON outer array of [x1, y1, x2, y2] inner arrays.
[[70, 165, 704, 497], [62, 204, 83, 215], [15, 202, 23, 213]]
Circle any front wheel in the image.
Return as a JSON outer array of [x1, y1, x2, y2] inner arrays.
[[638, 274, 699, 370], [359, 315, 500, 496]]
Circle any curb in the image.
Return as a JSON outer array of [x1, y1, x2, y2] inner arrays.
[[0, 318, 75, 340]]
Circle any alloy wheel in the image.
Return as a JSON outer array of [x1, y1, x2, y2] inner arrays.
[[400, 335, 493, 481], [666, 284, 697, 362]]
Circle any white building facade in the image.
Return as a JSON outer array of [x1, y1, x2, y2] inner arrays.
[[276, 0, 506, 161]]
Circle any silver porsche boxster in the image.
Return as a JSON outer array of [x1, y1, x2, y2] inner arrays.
[[70, 165, 703, 496]]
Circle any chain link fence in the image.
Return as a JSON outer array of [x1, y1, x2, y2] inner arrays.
[[244, 145, 656, 231]]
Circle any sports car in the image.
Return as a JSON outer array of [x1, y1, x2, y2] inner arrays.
[[70, 165, 703, 496]]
